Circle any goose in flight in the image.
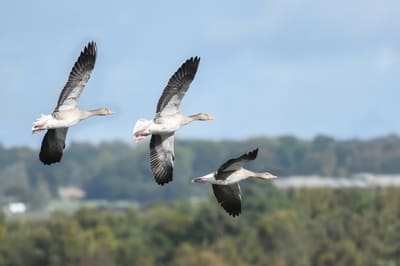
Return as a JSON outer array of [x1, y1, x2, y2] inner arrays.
[[32, 41, 113, 165], [192, 148, 277, 217], [132, 57, 213, 185]]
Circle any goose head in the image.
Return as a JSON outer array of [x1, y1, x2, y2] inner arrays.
[[255, 172, 278, 180], [79, 108, 113, 121], [190, 113, 213, 121], [93, 108, 113, 116], [192, 172, 215, 183]]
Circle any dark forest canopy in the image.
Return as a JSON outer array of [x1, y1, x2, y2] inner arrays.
[[1, 134, 400, 207], [1, 135, 400, 265], [0, 186, 400, 266]]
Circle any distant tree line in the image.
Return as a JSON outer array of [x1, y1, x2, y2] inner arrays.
[[0, 184, 399, 266], [1, 134, 400, 207]]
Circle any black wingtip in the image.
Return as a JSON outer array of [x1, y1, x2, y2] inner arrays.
[[187, 56, 200, 65], [88, 41, 96, 47], [222, 204, 242, 218], [78, 42, 96, 70], [227, 209, 242, 217], [244, 148, 258, 161], [154, 173, 173, 186], [152, 164, 174, 186], [224, 196, 242, 217], [84, 41, 97, 55], [181, 56, 200, 75], [76, 41, 97, 69], [39, 154, 62, 165], [155, 178, 173, 186]]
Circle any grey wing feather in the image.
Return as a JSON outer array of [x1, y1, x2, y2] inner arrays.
[[39, 128, 68, 165], [212, 183, 242, 217], [217, 148, 258, 174], [156, 57, 200, 116], [150, 134, 175, 185], [56, 42, 97, 111]]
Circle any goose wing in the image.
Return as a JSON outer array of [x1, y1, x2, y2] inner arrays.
[[39, 128, 68, 165], [217, 148, 258, 174], [150, 133, 175, 185], [212, 183, 242, 217], [156, 57, 200, 116], [56, 42, 97, 111]]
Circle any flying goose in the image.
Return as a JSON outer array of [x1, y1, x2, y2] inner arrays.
[[32, 42, 113, 165], [192, 148, 277, 217], [132, 57, 213, 185]]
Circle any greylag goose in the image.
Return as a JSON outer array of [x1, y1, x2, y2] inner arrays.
[[132, 57, 213, 185], [192, 148, 277, 217], [32, 42, 113, 165]]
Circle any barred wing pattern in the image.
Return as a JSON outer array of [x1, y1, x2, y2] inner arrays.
[[150, 134, 175, 185], [156, 57, 200, 116], [212, 184, 242, 217], [56, 42, 97, 111], [217, 148, 258, 177]]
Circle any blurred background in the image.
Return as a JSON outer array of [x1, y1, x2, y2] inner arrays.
[[1, 1, 400, 265]]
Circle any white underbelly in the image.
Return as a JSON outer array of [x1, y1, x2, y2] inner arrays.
[[213, 169, 251, 185], [150, 122, 180, 134], [150, 116, 182, 134], [48, 116, 80, 129]]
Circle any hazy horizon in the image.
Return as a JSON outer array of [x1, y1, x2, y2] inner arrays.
[[3, 132, 400, 150]]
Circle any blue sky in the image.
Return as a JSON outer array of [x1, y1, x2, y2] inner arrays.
[[1, 0, 400, 147]]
